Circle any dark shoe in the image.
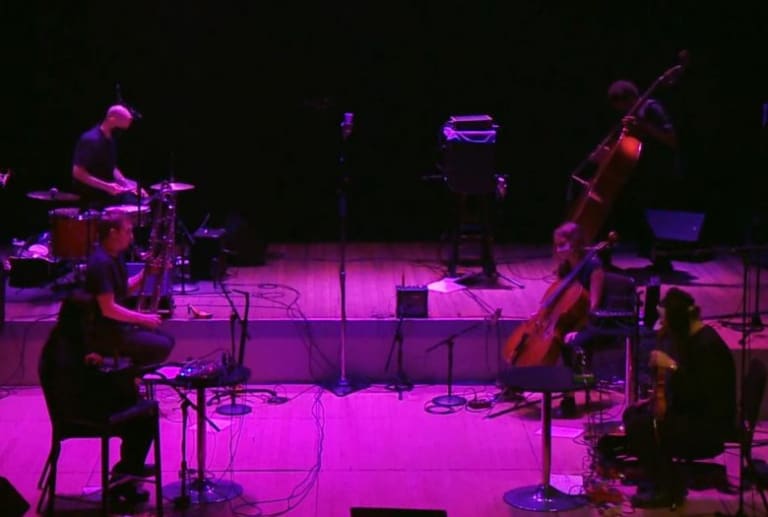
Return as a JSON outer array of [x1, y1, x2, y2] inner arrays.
[[496, 386, 525, 403], [558, 395, 579, 418], [109, 481, 150, 504], [112, 463, 157, 478], [630, 486, 686, 509]]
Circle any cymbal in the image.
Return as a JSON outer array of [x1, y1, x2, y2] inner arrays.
[[149, 181, 195, 192], [27, 188, 80, 202]]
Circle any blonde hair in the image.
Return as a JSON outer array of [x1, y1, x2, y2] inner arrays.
[[553, 221, 585, 251]]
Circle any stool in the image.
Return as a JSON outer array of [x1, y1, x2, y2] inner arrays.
[[502, 366, 593, 512]]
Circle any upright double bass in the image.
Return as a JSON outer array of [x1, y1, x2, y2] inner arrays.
[[503, 234, 617, 366], [566, 57, 686, 245]]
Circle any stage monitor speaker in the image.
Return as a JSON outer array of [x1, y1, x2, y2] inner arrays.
[[351, 508, 447, 517], [224, 213, 267, 266], [0, 476, 30, 517], [645, 209, 705, 243]]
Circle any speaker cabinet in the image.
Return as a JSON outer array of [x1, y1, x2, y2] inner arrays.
[[351, 508, 447, 517], [644, 209, 711, 262]]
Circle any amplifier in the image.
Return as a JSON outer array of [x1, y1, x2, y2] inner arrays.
[[396, 285, 428, 318]]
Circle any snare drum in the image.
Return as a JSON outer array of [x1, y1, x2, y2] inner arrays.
[[49, 208, 99, 260], [103, 204, 151, 227]]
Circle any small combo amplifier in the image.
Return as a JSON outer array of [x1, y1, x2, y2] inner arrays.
[[191, 227, 226, 281], [396, 285, 428, 318]]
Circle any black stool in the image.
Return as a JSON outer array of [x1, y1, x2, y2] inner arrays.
[[501, 366, 594, 512]]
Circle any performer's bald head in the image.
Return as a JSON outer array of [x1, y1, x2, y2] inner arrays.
[[104, 104, 133, 129]]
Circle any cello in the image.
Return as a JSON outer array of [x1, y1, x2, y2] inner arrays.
[[503, 234, 617, 366], [566, 58, 686, 245]]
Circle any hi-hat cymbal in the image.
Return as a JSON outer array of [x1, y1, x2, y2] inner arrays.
[[27, 188, 80, 202], [149, 181, 195, 192]]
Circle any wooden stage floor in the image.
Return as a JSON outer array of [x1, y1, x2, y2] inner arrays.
[[3, 242, 768, 515], [1, 383, 767, 516], [3, 240, 767, 323], [2, 241, 768, 388]]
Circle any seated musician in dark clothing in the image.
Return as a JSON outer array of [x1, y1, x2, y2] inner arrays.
[[39, 294, 157, 503], [552, 222, 606, 416], [85, 210, 174, 366], [612, 287, 737, 508]]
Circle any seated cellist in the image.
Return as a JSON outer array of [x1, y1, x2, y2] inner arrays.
[[551, 222, 605, 417]]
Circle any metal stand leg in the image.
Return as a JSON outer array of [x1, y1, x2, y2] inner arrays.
[[163, 387, 242, 504], [503, 392, 588, 511]]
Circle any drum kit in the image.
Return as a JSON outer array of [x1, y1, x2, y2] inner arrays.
[[9, 181, 195, 286]]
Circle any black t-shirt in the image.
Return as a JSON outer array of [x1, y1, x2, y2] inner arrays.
[[632, 98, 679, 194], [72, 125, 116, 209], [665, 325, 737, 439], [85, 245, 128, 331]]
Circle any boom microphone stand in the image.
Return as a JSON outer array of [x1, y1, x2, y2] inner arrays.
[[325, 112, 368, 397], [214, 287, 281, 415], [427, 309, 501, 407]]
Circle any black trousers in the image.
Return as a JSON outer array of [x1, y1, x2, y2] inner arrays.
[[89, 324, 175, 367], [622, 402, 723, 492]]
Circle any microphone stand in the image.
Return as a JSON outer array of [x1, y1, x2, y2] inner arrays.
[[717, 247, 768, 517], [325, 112, 368, 397], [427, 311, 500, 408], [213, 286, 279, 415], [384, 315, 414, 400]]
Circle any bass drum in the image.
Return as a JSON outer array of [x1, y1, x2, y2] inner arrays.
[[49, 208, 99, 260]]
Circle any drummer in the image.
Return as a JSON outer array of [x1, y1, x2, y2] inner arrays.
[[71, 104, 149, 211]]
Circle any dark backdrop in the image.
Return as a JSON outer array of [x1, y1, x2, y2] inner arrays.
[[1, 3, 766, 247]]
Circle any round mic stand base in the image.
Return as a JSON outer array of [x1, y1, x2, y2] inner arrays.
[[431, 394, 467, 407], [385, 379, 414, 395], [163, 477, 243, 505], [215, 403, 252, 416], [503, 484, 587, 512]]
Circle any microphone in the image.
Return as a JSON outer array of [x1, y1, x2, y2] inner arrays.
[[341, 112, 354, 141], [115, 82, 143, 120]]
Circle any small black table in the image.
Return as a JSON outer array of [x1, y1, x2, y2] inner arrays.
[[146, 364, 250, 505], [501, 366, 594, 512]]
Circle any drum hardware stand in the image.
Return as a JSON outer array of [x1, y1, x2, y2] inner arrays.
[[173, 218, 199, 294], [324, 112, 368, 397], [426, 311, 501, 408], [211, 287, 284, 415], [384, 315, 414, 399]]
